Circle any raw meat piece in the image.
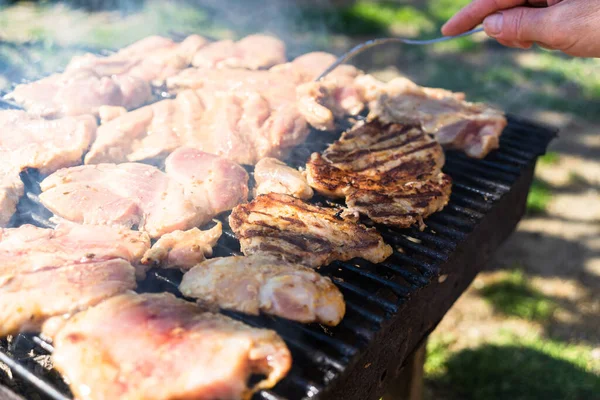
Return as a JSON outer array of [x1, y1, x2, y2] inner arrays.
[[142, 222, 222, 270], [48, 292, 292, 400], [254, 157, 313, 200], [0, 223, 150, 336], [180, 255, 345, 326]]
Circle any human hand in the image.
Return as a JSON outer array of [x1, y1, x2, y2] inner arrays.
[[441, 0, 600, 57]]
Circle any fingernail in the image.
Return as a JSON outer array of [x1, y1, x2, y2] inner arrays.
[[484, 13, 503, 36]]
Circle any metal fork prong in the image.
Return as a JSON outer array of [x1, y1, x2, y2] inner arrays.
[[315, 27, 485, 81]]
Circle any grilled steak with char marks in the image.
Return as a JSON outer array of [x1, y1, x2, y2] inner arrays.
[[229, 193, 392, 268], [306, 121, 452, 229]]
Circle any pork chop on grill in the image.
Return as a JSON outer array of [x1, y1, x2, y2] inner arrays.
[[47, 292, 292, 400], [254, 157, 314, 200], [306, 121, 452, 229], [41, 148, 248, 238], [180, 255, 345, 326], [192, 34, 286, 70], [0, 110, 97, 226], [142, 222, 222, 270], [355, 75, 507, 158], [229, 193, 392, 268], [0, 223, 150, 336]]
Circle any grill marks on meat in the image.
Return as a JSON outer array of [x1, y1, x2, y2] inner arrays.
[[192, 34, 286, 70], [229, 193, 392, 268], [306, 121, 452, 229], [254, 158, 314, 200], [0, 223, 150, 336], [180, 255, 345, 326], [40, 148, 248, 238], [356, 75, 507, 158], [0, 110, 97, 226], [142, 222, 222, 270], [47, 292, 292, 400]]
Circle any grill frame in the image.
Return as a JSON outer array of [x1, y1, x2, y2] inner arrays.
[[0, 55, 557, 400]]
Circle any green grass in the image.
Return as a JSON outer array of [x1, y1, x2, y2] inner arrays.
[[427, 332, 600, 400], [538, 152, 560, 166], [479, 270, 557, 322], [567, 171, 588, 186], [527, 178, 553, 215]]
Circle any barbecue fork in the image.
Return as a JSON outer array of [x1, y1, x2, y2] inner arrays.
[[315, 27, 484, 81]]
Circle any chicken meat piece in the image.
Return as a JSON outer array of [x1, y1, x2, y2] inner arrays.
[[0, 110, 97, 175], [0, 110, 97, 225], [142, 222, 222, 270], [306, 121, 452, 229], [254, 158, 313, 200], [180, 255, 345, 326], [356, 75, 507, 158], [41, 148, 248, 238], [47, 292, 292, 400], [5, 72, 151, 118], [66, 35, 208, 84], [229, 193, 392, 268], [0, 172, 24, 227], [0, 223, 150, 336], [192, 34, 286, 70]]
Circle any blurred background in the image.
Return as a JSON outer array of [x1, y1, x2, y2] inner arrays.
[[0, 1, 598, 398]]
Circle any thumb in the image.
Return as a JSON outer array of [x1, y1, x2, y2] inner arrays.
[[483, 7, 557, 45]]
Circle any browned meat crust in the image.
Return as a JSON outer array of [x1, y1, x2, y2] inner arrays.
[[229, 193, 392, 268], [306, 121, 452, 229]]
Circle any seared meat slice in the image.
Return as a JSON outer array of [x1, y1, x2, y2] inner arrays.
[[66, 35, 208, 84], [48, 292, 292, 400], [0, 110, 97, 175], [0, 172, 24, 227], [356, 75, 507, 158], [142, 223, 222, 270], [0, 223, 150, 336], [306, 121, 452, 229], [192, 34, 286, 70], [41, 148, 248, 238], [254, 158, 313, 200], [180, 255, 345, 326], [229, 193, 392, 268], [5, 72, 151, 118]]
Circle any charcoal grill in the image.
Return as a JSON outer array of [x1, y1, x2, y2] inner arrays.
[[0, 46, 557, 400]]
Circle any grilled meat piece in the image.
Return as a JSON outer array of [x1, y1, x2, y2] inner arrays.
[[6, 72, 151, 118], [356, 75, 507, 158], [142, 222, 222, 270], [41, 148, 248, 238], [0, 110, 97, 226], [48, 292, 292, 400], [254, 158, 314, 200], [229, 193, 392, 268], [180, 255, 345, 326], [306, 121, 452, 229], [192, 34, 286, 70], [0, 223, 150, 336]]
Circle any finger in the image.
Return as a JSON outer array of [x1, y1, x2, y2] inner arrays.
[[441, 0, 530, 36], [483, 7, 555, 45], [495, 38, 532, 49]]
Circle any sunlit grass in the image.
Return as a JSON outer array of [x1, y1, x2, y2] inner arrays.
[[527, 178, 553, 214], [426, 330, 600, 400], [479, 270, 557, 322], [538, 151, 560, 166]]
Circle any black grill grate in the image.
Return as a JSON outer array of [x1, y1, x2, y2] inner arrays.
[[0, 95, 556, 399]]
